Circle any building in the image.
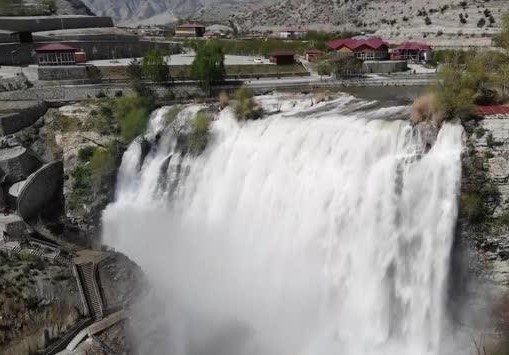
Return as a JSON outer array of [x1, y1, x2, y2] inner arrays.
[[278, 28, 308, 39], [175, 23, 206, 37], [269, 50, 295, 65], [391, 42, 432, 62], [0, 15, 181, 65], [327, 37, 389, 61], [305, 49, 323, 62], [36, 43, 78, 65]]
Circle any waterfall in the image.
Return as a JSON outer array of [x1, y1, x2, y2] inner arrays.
[[102, 94, 464, 355]]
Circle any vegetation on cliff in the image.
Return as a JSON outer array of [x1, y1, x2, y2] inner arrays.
[[411, 12, 509, 126], [233, 87, 263, 121]]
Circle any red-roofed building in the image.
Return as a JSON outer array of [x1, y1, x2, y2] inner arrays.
[[175, 23, 206, 37], [391, 42, 432, 62], [269, 50, 295, 65], [35, 43, 78, 66], [327, 37, 389, 61], [305, 49, 323, 62]]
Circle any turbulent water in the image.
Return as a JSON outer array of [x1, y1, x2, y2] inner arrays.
[[102, 94, 464, 355]]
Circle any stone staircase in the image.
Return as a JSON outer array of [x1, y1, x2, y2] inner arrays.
[[76, 262, 104, 320]]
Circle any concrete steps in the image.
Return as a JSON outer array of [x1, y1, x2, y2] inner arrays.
[[76, 262, 103, 320]]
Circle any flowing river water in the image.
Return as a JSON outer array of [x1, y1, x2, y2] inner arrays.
[[102, 94, 465, 355]]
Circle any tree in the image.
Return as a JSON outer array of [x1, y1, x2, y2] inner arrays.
[[191, 42, 226, 94], [432, 64, 475, 120], [500, 12, 509, 50], [315, 60, 332, 77], [142, 49, 169, 82], [332, 55, 363, 78]]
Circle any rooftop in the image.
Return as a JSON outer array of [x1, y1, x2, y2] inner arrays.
[[396, 41, 432, 51], [36, 43, 78, 52], [327, 37, 389, 51]]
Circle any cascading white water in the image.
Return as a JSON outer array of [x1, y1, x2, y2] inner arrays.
[[102, 94, 464, 355]]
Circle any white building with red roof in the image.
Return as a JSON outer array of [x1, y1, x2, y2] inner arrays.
[[35, 43, 78, 66]]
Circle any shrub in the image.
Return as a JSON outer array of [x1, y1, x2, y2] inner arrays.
[[89, 143, 118, 182], [410, 93, 444, 126], [233, 87, 263, 121], [165, 105, 183, 125], [189, 111, 211, 155], [460, 192, 486, 223], [219, 91, 230, 109], [114, 96, 155, 142], [114, 90, 123, 97], [424, 16, 432, 25], [477, 18, 486, 28]]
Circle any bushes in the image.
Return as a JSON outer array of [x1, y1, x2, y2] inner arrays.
[[89, 143, 119, 182], [460, 193, 486, 224], [189, 111, 211, 155], [233, 87, 263, 121], [114, 96, 155, 142]]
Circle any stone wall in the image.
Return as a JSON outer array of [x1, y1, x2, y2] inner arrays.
[[37, 65, 88, 81], [363, 60, 408, 74]]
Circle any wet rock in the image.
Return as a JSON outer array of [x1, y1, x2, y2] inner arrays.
[[488, 157, 509, 183]]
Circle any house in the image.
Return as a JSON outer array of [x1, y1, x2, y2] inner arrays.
[[305, 49, 323, 62], [175, 23, 206, 37], [327, 37, 389, 61], [278, 28, 308, 39], [36, 43, 78, 66], [391, 42, 432, 62], [269, 50, 295, 65]]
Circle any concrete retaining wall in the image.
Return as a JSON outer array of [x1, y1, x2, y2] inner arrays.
[[38, 65, 88, 81], [0, 16, 113, 32], [17, 160, 63, 221], [0, 100, 47, 135], [363, 60, 408, 74]]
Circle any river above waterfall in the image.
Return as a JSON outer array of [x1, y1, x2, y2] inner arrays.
[[102, 93, 465, 355]]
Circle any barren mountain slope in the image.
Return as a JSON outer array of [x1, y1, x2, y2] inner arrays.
[[74, 0, 508, 39]]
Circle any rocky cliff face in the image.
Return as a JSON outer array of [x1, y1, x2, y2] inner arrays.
[[0, 251, 81, 355]]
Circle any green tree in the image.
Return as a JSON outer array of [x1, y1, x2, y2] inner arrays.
[[496, 12, 509, 50], [191, 42, 226, 94], [432, 64, 475, 120], [142, 49, 169, 82]]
